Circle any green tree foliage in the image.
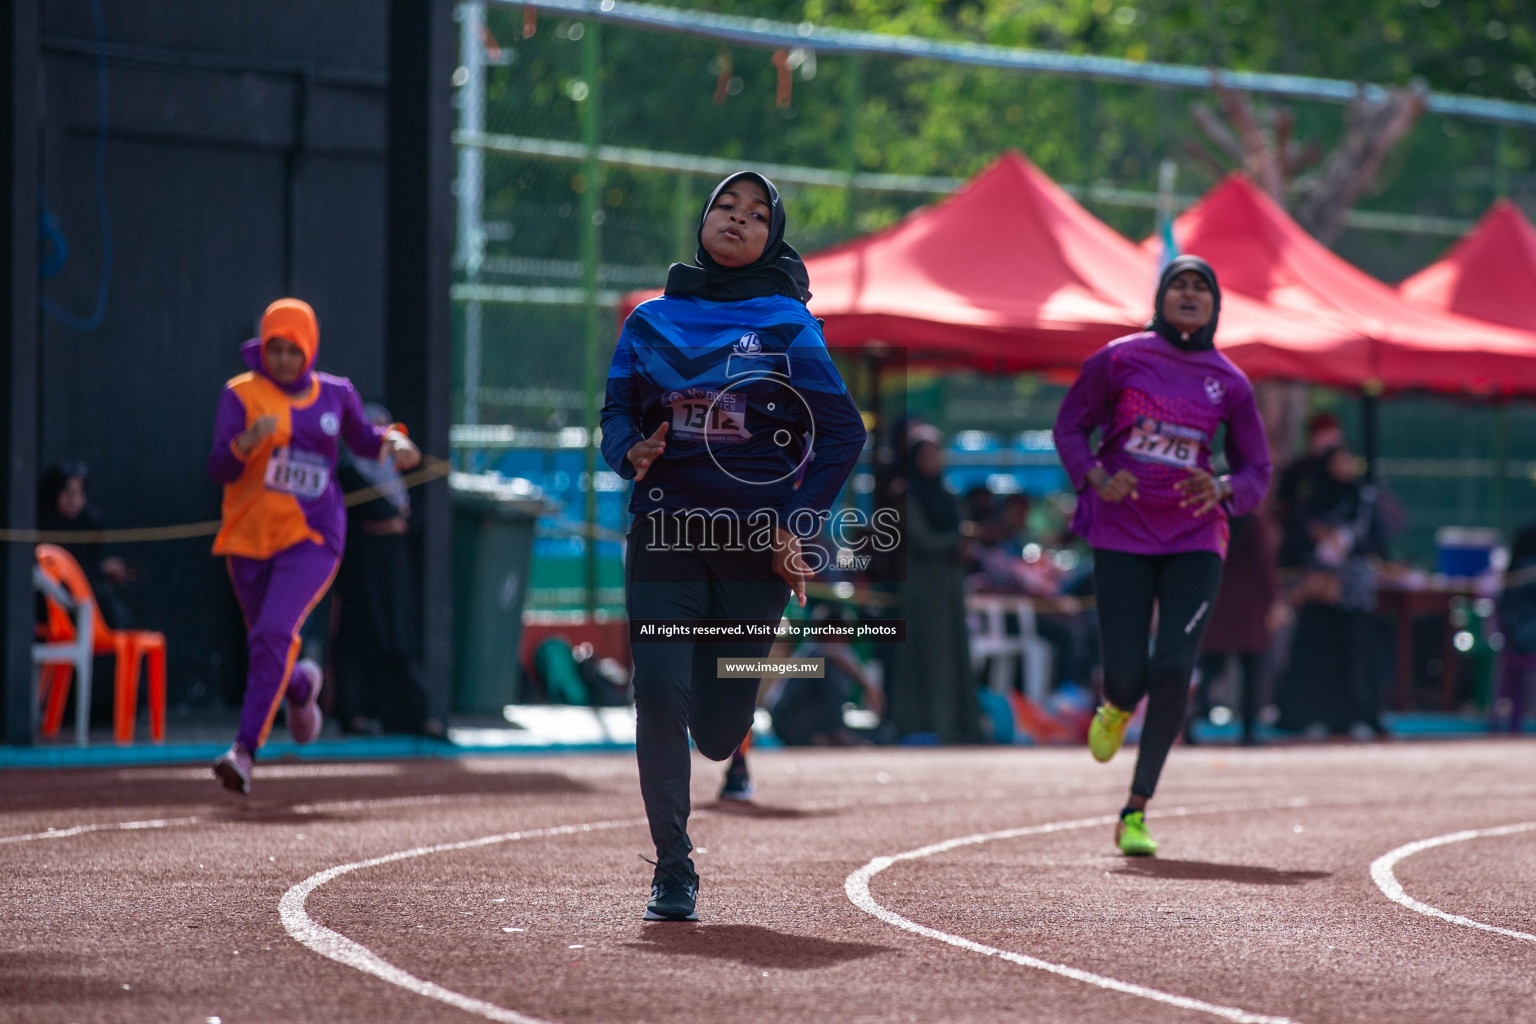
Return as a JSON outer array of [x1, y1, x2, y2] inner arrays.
[[478, 0, 1534, 277], [466, 1, 1536, 567]]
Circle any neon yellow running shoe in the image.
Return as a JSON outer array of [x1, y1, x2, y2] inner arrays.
[[1087, 704, 1132, 763], [1116, 811, 1158, 856]]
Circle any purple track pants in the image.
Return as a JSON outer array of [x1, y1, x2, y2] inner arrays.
[[226, 541, 339, 753]]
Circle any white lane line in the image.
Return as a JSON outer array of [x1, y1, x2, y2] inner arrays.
[[290, 794, 501, 815], [0, 793, 509, 845], [1369, 821, 1536, 944], [0, 815, 206, 844], [117, 763, 406, 781], [0, 796, 478, 844], [845, 803, 1304, 1024], [279, 816, 651, 1024], [0, 793, 526, 845]]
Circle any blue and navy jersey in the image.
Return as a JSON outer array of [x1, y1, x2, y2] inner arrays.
[[600, 293, 866, 525]]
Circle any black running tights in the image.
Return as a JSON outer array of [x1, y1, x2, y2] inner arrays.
[[1092, 548, 1224, 799], [626, 529, 789, 869]]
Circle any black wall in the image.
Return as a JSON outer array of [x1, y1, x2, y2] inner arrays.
[[4, 0, 452, 734], [3, 1, 42, 744]]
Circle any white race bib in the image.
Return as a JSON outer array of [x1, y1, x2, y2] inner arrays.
[[1124, 416, 1203, 469], [666, 391, 751, 444], [264, 446, 331, 499]]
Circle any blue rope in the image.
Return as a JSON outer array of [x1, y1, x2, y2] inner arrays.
[[40, 0, 112, 332]]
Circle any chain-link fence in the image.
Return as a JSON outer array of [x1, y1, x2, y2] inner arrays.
[[450, 1, 1536, 607]]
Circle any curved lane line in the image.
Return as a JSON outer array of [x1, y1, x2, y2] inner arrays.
[[845, 803, 1304, 1024], [279, 816, 650, 1024], [0, 815, 206, 844], [1369, 821, 1536, 944]]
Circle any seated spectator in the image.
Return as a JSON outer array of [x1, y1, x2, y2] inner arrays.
[[37, 462, 135, 628], [965, 492, 1095, 692], [995, 493, 1030, 553], [962, 485, 1000, 536], [765, 605, 884, 746], [967, 493, 1063, 598]]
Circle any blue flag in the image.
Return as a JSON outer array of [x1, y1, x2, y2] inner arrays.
[[1156, 214, 1179, 275]]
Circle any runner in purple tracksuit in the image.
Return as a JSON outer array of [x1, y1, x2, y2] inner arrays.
[[206, 298, 420, 794], [1053, 256, 1272, 856]]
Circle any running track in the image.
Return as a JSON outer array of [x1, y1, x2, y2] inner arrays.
[[3, 741, 1533, 1023]]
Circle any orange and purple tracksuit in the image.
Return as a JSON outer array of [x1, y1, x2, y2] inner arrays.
[[207, 298, 393, 754]]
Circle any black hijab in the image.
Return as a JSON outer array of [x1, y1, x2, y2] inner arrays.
[[664, 171, 812, 304], [37, 462, 107, 568], [908, 439, 962, 533], [1301, 445, 1362, 522], [37, 462, 100, 532], [1149, 255, 1222, 352]]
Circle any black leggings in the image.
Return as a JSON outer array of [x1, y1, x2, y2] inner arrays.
[[1092, 548, 1223, 800], [626, 527, 790, 869]]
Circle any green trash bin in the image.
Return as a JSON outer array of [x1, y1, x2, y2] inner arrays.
[[451, 474, 558, 714]]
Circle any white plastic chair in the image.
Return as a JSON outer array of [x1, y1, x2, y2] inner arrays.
[[967, 595, 1054, 703], [33, 566, 95, 746]]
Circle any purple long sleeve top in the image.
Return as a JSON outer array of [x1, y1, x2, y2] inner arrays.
[[207, 338, 389, 558], [1052, 331, 1272, 559]]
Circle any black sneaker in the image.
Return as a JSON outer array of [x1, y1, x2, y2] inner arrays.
[[645, 861, 699, 921], [718, 757, 754, 802]]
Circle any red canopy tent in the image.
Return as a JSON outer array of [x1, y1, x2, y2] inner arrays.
[[620, 152, 1367, 384], [1151, 176, 1536, 396], [1398, 198, 1536, 333]]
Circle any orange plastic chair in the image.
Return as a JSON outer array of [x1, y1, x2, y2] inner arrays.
[[35, 544, 166, 744]]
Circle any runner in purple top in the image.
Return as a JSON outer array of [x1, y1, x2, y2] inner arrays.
[[1053, 255, 1272, 856], [205, 298, 420, 796]]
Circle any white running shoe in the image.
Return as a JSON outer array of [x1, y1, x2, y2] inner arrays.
[[287, 658, 324, 744]]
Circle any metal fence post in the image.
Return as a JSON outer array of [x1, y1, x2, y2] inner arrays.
[[1493, 122, 1509, 202], [456, 1, 487, 474], [672, 170, 694, 261], [842, 54, 861, 230], [580, 19, 604, 615], [1494, 401, 1509, 539]]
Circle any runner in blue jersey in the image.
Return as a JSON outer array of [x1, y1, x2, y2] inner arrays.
[[601, 172, 865, 921]]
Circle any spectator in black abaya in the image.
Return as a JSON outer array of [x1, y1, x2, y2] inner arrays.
[[886, 427, 984, 744], [1275, 445, 1388, 737], [331, 403, 443, 738], [1187, 510, 1285, 746], [1276, 412, 1344, 567]]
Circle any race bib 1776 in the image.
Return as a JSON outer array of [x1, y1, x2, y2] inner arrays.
[[1124, 416, 1206, 469], [263, 446, 331, 499], [665, 390, 751, 444]]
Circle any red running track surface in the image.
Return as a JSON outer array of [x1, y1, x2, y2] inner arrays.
[[3, 741, 1534, 1023]]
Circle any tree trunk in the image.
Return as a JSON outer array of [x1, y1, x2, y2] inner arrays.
[[1292, 88, 1427, 244], [1191, 80, 1426, 244]]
